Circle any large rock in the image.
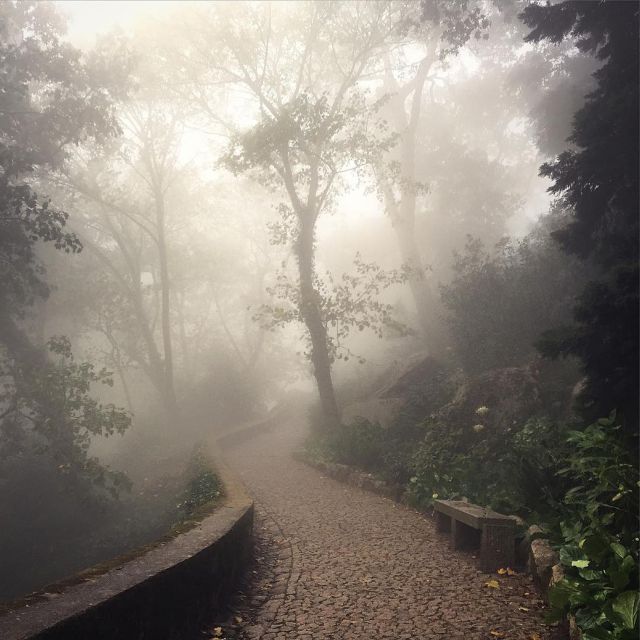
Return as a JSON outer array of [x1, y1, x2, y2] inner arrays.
[[435, 365, 542, 433], [377, 353, 448, 399], [341, 397, 405, 429], [342, 353, 454, 428], [529, 538, 559, 599]]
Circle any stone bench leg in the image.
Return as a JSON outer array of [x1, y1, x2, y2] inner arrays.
[[451, 519, 477, 550], [435, 511, 451, 533], [480, 524, 515, 572]]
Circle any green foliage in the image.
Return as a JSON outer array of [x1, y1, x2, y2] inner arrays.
[[305, 414, 423, 487], [548, 415, 639, 639], [0, 1, 131, 320], [257, 254, 411, 363], [305, 417, 384, 469], [327, 418, 387, 471], [440, 216, 589, 375], [222, 89, 396, 198], [408, 415, 569, 518], [0, 0, 133, 494], [0, 336, 131, 496], [177, 449, 222, 518]]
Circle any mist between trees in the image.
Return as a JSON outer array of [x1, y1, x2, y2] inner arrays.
[[0, 0, 637, 631]]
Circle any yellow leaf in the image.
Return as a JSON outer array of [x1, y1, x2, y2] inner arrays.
[[519, 606, 530, 612], [530, 634, 542, 640], [234, 616, 243, 624], [485, 579, 500, 589], [212, 628, 223, 638], [490, 632, 505, 638], [497, 568, 507, 575], [507, 568, 518, 576]]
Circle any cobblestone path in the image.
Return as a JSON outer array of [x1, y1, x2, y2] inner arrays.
[[213, 416, 562, 640]]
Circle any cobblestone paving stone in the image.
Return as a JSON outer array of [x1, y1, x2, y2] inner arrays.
[[209, 417, 565, 640]]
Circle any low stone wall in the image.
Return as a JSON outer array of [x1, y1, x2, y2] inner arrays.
[[0, 414, 281, 640]]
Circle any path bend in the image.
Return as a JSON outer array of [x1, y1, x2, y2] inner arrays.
[[219, 414, 560, 640]]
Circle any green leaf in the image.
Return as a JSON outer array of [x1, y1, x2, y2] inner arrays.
[[607, 554, 635, 591], [575, 606, 605, 631], [611, 591, 639, 630], [549, 578, 577, 609], [571, 559, 591, 568], [581, 629, 615, 640], [581, 534, 610, 561], [560, 544, 584, 566], [577, 568, 601, 581], [610, 542, 627, 558]]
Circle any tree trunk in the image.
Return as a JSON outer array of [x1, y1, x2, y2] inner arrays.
[[393, 205, 440, 339], [154, 188, 179, 425], [379, 53, 447, 355], [177, 289, 192, 380], [296, 215, 341, 431]]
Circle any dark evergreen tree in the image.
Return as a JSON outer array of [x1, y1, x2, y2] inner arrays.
[[521, 1, 639, 428]]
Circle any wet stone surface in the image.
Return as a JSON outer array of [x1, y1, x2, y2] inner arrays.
[[204, 418, 565, 640]]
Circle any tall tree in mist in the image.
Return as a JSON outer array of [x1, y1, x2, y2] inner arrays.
[[61, 102, 184, 424], [374, 0, 489, 350], [169, 2, 401, 429], [521, 1, 639, 428]]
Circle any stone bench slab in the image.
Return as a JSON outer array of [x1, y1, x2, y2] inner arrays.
[[433, 499, 515, 572]]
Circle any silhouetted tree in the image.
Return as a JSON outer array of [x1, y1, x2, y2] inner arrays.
[[0, 1, 132, 479], [521, 0, 639, 428]]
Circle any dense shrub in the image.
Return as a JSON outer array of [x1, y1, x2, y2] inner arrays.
[[177, 448, 222, 518], [408, 414, 570, 518], [305, 415, 427, 486], [548, 416, 639, 639], [440, 217, 590, 375]]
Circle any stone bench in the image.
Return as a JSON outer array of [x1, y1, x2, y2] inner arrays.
[[433, 499, 515, 572]]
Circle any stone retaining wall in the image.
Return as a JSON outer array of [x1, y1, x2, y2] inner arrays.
[[0, 414, 281, 640]]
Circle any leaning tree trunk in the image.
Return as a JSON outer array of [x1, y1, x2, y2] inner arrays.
[[378, 46, 447, 355], [296, 215, 341, 431]]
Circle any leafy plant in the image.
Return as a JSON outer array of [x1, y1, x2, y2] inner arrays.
[[0, 336, 131, 496], [407, 415, 569, 518], [548, 415, 639, 639], [177, 449, 222, 518]]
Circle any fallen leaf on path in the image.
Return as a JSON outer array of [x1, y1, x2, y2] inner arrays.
[[490, 631, 505, 637], [530, 634, 542, 640], [519, 606, 530, 612], [211, 628, 223, 638], [234, 616, 243, 624], [485, 579, 500, 589]]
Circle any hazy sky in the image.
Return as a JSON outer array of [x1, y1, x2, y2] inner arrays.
[[56, 0, 175, 47]]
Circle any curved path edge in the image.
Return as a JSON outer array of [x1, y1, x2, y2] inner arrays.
[[0, 412, 285, 640]]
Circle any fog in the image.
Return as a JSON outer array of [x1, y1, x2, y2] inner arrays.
[[2, 1, 636, 632]]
